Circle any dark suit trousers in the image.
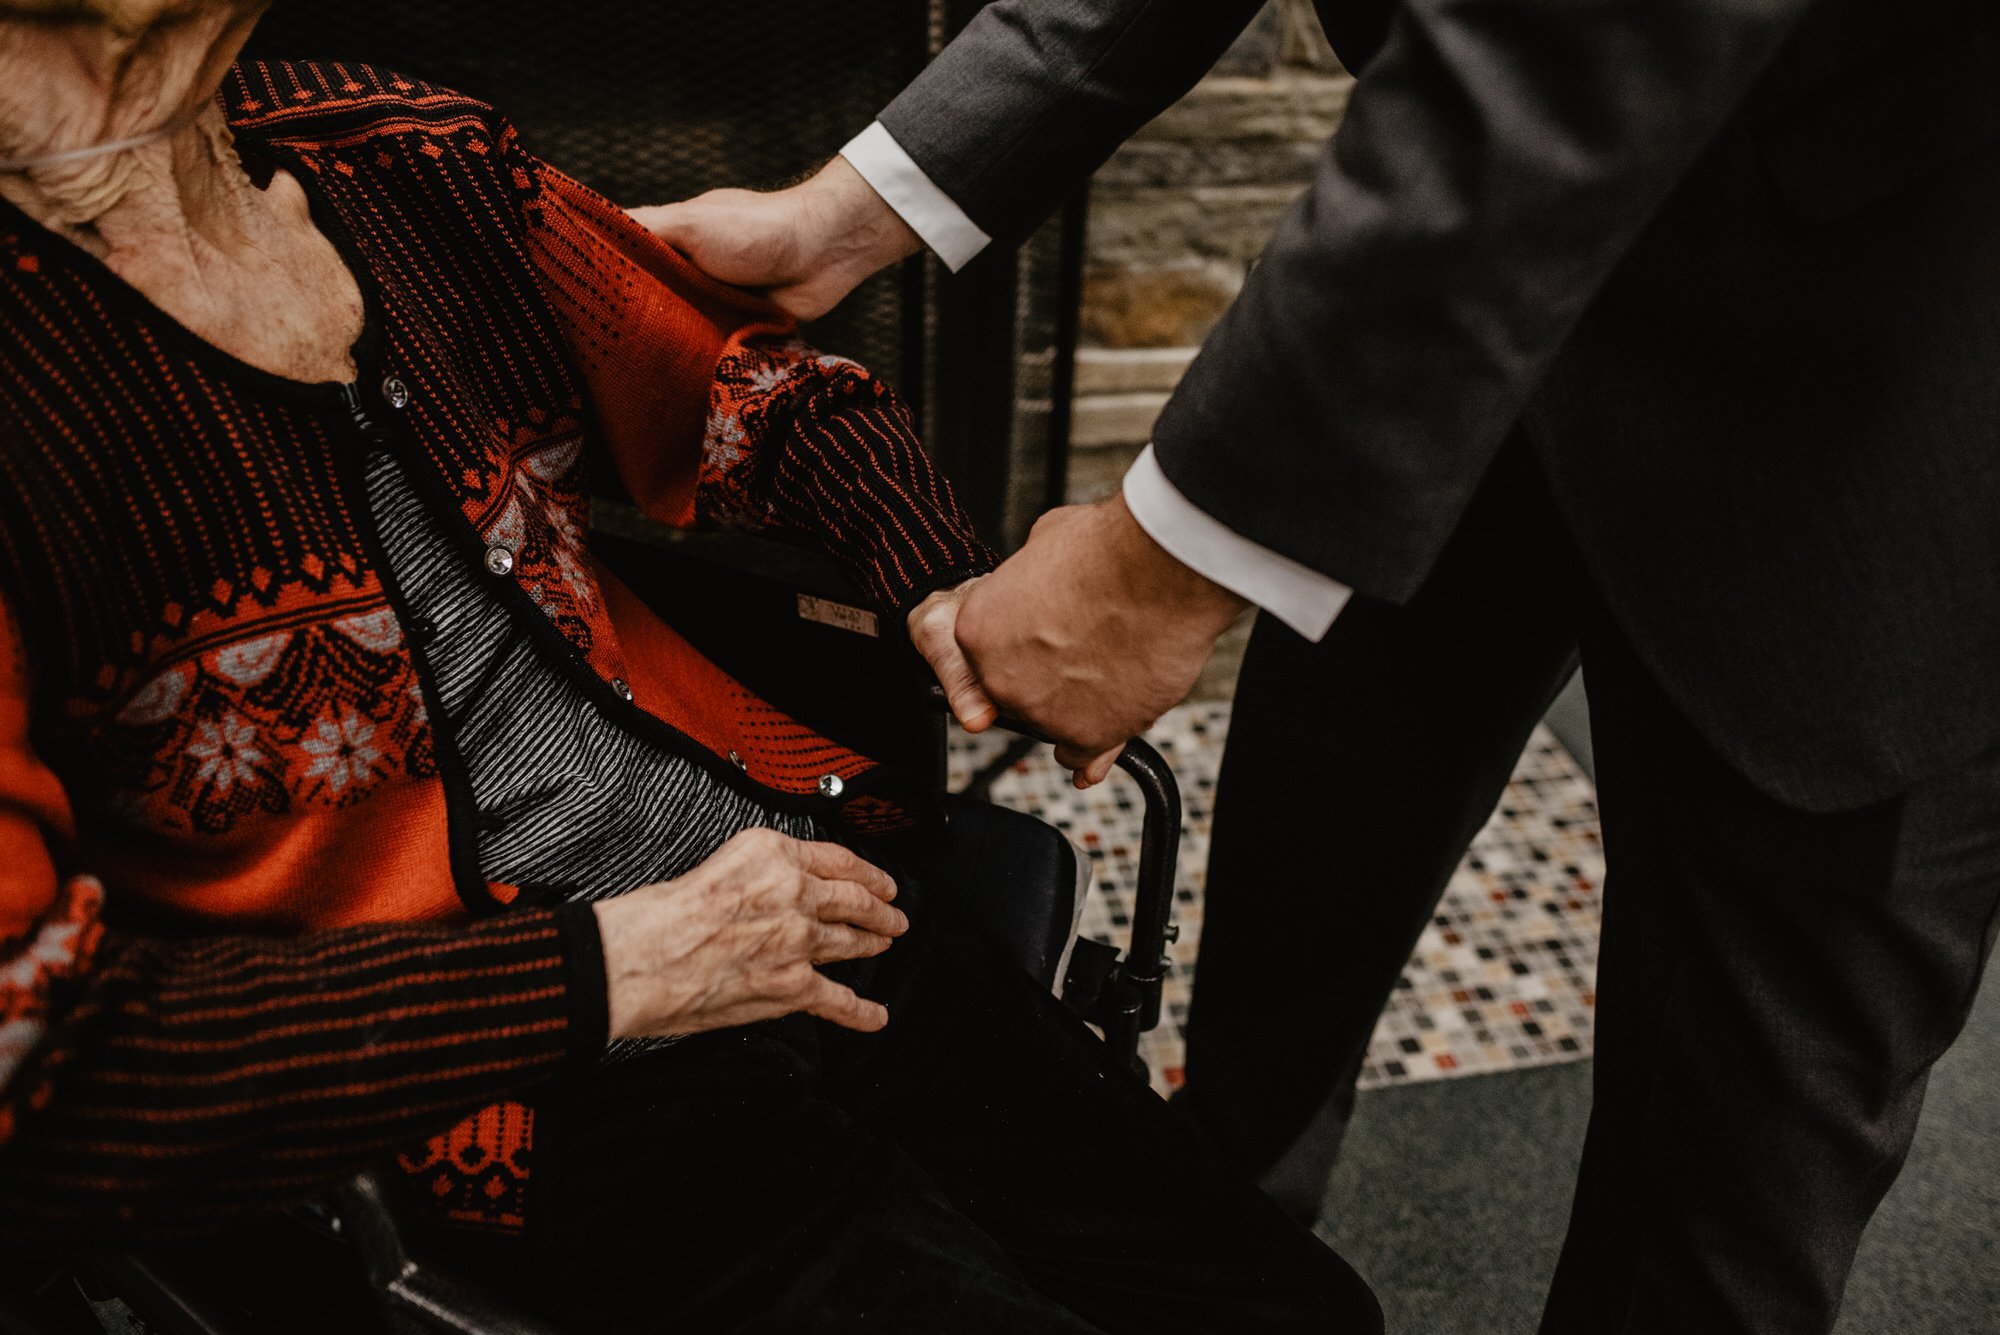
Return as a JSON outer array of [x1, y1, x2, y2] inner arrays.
[[1183, 446, 2000, 1332]]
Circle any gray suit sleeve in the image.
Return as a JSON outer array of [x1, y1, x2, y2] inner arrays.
[[1151, 0, 1814, 601], [877, 0, 1270, 244]]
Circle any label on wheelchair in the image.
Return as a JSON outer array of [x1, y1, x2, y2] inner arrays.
[[796, 594, 880, 638]]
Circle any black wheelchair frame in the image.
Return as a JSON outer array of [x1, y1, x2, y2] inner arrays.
[[7, 523, 1186, 1335]]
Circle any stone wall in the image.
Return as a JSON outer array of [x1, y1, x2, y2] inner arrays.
[[1068, 1, 1351, 505]]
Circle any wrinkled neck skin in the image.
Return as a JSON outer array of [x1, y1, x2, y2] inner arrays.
[[0, 2, 365, 382], [0, 5, 262, 253]]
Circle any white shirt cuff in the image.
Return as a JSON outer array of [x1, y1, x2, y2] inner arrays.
[[1122, 445, 1352, 642], [839, 121, 992, 272]]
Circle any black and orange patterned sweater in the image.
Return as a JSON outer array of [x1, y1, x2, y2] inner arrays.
[[0, 61, 994, 1238]]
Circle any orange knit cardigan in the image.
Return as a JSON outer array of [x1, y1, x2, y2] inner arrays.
[[0, 60, 993, 1236]]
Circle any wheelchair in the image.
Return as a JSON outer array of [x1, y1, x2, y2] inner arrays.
[[1, 511, 1185, 1335]]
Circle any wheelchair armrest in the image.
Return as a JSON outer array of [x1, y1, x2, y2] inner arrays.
[[921, 792, 1085, 990], [332, 1171, 564, 1335], [40, 1174, 568, 1335], [947, 692, 1185, 1072]]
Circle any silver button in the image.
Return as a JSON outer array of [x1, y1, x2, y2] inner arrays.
[[817, 773, 845, 800], [728, 750, 747, 770], [482, 544, 515, 577], [610, 677, 633, 703], [381, 376, 410, 409]]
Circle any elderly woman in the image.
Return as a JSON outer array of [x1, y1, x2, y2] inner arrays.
[[0, 2, 1379, 1331]]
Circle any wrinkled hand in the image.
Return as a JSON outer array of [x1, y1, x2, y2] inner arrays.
[[908, 577, 999, 735], [629, 157, 920, 321], [957, 495, 1249, 788], [592, 827, 907, 1041]]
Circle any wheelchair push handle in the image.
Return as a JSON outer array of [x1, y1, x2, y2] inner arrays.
[[1103, 738, 1181, 1054]]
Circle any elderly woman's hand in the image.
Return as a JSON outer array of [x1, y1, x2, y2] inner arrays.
[[592, 827, 908, 1040]]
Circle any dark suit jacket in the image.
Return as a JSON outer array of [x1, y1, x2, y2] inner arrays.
[[879, 0, 2000, 812]]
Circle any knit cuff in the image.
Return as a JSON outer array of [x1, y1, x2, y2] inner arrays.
[[554, 900, 610, 1069]]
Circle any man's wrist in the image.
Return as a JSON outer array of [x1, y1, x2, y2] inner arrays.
[[1105, 493, 1250, 636], [838, 122, 991, 271], [1121, 446, 1350, 640], [803, 156, 923, 287]]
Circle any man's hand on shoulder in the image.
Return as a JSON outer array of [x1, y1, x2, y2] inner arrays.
[[956, 495, 1249, 788], [630, 156, 921, 320]]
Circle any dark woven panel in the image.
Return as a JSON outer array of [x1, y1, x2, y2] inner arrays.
[[246, 1, 926, 382]]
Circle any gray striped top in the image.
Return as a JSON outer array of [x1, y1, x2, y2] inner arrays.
[[367, 455, 819, 906]]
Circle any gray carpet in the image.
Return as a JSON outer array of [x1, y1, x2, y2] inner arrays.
[[1317, 960, 2000, 1333]]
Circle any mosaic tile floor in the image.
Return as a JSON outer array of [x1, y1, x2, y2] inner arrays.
[[948, 702, 1605, 1096]]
